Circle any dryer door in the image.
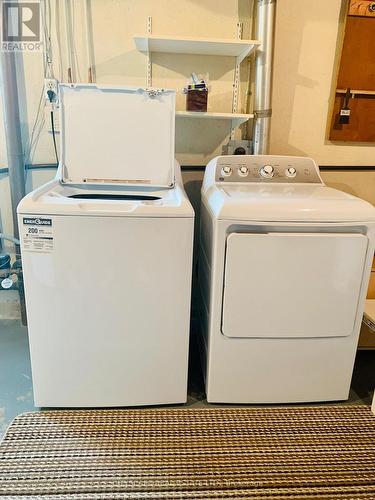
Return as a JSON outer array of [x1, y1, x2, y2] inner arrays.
[[222, 232, 368, 338]]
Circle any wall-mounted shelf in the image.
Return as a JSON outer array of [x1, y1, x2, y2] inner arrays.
[[336, 88, 375, 97], [134, 35, 260, 63], [176, 111, 253, 127], [135, 20, 259, 137]]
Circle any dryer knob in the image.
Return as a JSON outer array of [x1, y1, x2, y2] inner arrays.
[[238, 166, 249, 176], [285, 167, 297, 178], [260, 165, 274, 178], [221, 166, 232, 177]]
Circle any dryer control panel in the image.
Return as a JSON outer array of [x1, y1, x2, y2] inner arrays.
[[214, 155, 323, 184]]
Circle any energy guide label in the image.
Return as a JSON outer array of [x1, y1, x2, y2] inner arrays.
[[22, 217, 54, 253]]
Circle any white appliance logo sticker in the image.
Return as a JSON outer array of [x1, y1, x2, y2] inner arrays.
[[22, 217, 54, 253]]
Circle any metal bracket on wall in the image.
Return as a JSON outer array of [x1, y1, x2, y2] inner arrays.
[[230, 22, 243, 140], [254, 108, 272, 119], [147, 16, 152, 87]]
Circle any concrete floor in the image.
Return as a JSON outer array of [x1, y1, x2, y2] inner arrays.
[[1, 319, 375, 439], [0, 320, 34, 437]]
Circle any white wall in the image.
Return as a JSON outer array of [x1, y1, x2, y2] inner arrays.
[[0, 0, 374, 250], [14, 0, 254, 167], [0, 0, 253, 248], [3, 0, 375, 169]]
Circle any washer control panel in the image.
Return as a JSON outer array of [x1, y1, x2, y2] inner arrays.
[[216, 155, 323, 184]]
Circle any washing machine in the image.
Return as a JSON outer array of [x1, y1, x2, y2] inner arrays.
[[18, 84, 194, 407], [199, 155, 375, 403]]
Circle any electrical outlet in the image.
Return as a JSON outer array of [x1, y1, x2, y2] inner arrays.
[[222, 140, 252, 156], [44, 78, 58, 101]]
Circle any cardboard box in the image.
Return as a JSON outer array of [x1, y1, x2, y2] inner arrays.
[[368, 268, 375, 299], [359, 322, 375, 349], [358, 299, 375, 349]]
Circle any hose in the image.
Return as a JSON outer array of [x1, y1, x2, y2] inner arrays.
[[0, 233, 20, 245]]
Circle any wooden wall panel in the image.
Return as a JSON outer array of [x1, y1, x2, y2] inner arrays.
[[330, 95, 375, 141], [337, 17, 375, 90], [330, 1, 375, 141]]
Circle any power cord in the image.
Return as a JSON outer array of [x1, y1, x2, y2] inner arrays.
[[47, 90, 59, 165]]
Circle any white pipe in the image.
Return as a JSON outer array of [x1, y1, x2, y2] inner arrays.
[[0, 234, 20, 245], [0, 6, 26, 241], [84, 0, 96, 82], [0, 3, 26, 322], [65, 0, 76, 82], [253, 0, 276, 155]]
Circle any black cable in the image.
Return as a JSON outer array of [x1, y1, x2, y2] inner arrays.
[[50, 110, 59, 165]]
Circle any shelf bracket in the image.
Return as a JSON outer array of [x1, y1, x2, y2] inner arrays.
[[230, 22, 243, 139], [147, 16, 152, 87]]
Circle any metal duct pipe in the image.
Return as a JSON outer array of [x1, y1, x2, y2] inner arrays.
[[0, 51, 26, 240], [253, 0, 276, 155]]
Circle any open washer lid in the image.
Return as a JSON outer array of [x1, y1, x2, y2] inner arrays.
[[58, 84, 176, 188]]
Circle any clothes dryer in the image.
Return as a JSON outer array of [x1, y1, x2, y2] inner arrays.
[[199, 155, 375, 403]]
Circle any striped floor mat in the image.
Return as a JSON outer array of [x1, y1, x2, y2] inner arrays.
[[0, 406, 375, 499]]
